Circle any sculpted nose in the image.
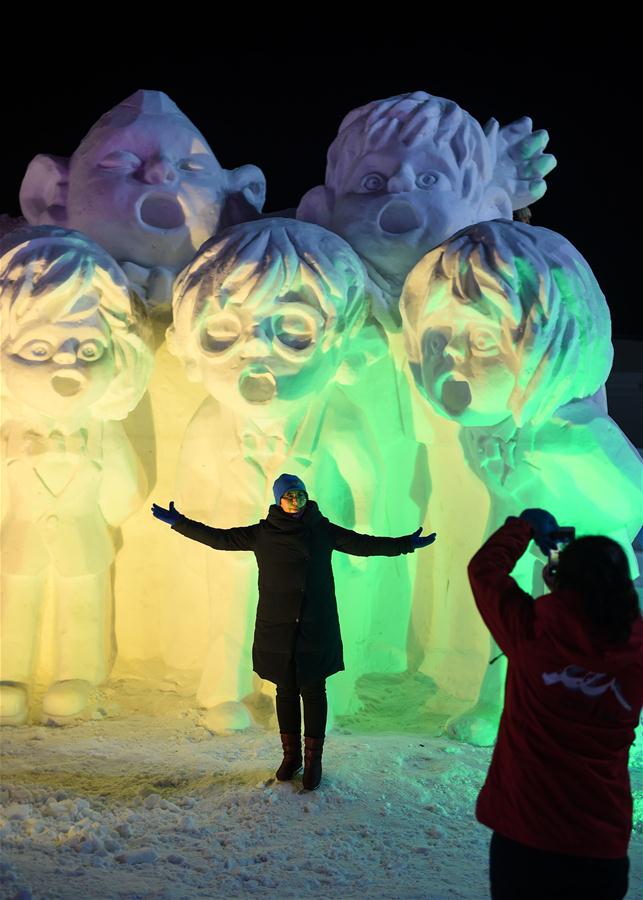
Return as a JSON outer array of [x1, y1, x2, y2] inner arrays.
[[386, 163, 415, 193], [52, 340, 77, 365], [447, 342, 466, 363], [242, 334, 271, 358], [141, 156, 178, 185]]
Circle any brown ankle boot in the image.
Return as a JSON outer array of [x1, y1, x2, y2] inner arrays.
[[275, 733, 302, 781], [302, 735, 324, 790]]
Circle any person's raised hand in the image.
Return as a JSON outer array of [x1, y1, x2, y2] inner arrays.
[[151, 500, 182, 525], [409, 527, 437, 549], [518, 508, 559, 554]]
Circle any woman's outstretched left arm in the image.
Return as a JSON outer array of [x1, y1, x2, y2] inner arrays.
[[331, 523, 436, 557]]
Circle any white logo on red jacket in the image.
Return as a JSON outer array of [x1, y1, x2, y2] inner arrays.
[[542, 665, 632, 711]]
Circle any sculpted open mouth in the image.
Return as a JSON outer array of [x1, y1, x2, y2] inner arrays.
[[239, 365, 277, 403], [51, 372, 86, 397], [440, 378, 472, 414], [138, 193, 186, 230], [378, 200, 421, 235]]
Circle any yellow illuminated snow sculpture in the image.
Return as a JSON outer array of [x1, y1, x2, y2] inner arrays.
[[0, 227, 153, 723]]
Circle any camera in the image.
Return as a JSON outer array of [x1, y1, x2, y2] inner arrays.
[[547, 527, 575, 575]]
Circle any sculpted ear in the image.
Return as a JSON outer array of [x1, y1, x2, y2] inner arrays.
[[220, 164, 266, 228], [19, 154, 70, 225], [296, 185, 334, 228]]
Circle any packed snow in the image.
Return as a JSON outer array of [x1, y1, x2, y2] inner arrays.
[[1, 664, 641, 899]]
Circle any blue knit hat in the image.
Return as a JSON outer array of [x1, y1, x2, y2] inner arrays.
[[273, 473, 307, 504]]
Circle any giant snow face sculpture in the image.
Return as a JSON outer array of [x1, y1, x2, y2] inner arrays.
[[298, 91, 556, 330], [401, 220, 615, 431], [19, 91, 266, 307], [169, 218, 368, 416], [3, 302, 118, 424], [405, 293, 519, 428]]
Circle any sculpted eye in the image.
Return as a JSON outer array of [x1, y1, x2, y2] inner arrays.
[[16, 340, 54, 361], [78, 340, 106, 362], [360, 173, 386, 192], [274, 315, 314, 350], [178, 155, 217, 175], [98, 150, 143, 171], [201, 316, 241, 353], [178, 158, 205, 173], [179, 160, 203, 172], [470, 330, 499, 355], [416, 172, 438, 189], [422, 329, 449, 356]]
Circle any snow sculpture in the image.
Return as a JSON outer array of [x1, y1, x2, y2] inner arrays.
[[0, 227, 153, 723], [19, 90, 266, 310], [17, 89, 267, 671], [297, 91, 556, 330], [296, 90, 556, 681], [401, 219, 643, 744], [167, 218, 395, 725]]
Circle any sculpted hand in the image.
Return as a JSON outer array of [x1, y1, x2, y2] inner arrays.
[[151, 500, 182, 525], [409, 527, 437, 549]]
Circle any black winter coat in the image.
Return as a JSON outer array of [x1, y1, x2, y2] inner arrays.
[[172, 500, 415, 686]]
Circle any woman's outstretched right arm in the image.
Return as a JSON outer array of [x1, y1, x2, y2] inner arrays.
[[151, 501, 258, 551]]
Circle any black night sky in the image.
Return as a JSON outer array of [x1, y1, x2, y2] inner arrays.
[[2, 48, 640, 338]]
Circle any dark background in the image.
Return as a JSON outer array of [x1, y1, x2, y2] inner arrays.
[[2, 48, 640, 338]]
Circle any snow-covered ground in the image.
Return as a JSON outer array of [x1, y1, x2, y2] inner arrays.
[[1, 666, 642, 900]]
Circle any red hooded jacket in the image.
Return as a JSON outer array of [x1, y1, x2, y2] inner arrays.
[[468, 518, 643, 858]]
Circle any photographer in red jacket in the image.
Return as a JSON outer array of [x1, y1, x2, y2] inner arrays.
[[468, 508, 643, 900]]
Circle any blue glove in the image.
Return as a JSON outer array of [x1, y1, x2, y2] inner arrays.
[[151, 500, 182, 526], [518, 508, 559, 555], [409, 527, 437, 549]]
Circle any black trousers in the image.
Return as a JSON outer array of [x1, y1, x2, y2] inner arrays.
[[275, 658, 327, 738], [489, 831, 629, 900]]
